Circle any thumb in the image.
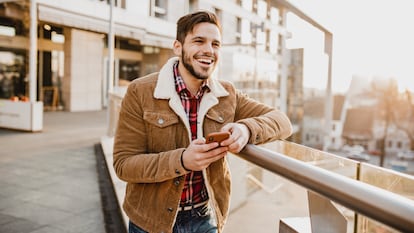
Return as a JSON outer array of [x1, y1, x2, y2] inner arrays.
[[193, 138, 207, 145]]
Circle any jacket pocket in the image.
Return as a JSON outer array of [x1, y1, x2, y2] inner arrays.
[[143, 111, 179, 152], [205, 108, 233, 133]]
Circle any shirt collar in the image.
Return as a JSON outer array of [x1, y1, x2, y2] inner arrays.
[[173, 61, 210, 97]]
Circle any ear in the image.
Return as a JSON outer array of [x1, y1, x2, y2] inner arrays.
[[173, 40, 182, 56]]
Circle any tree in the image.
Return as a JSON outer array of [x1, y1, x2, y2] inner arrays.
[[370, 77, 399, 167], [392, 90, 414, 151]]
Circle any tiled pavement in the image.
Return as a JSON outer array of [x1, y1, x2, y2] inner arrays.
[[0, 110, 113, 233], [0, 109, 310, 233]]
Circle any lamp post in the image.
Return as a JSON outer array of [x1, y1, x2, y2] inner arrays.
[[107, 0, 115, 93], [29, 0, 37, 102]]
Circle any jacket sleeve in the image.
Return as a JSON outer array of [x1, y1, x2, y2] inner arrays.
[[234, 89, 293, 144], [112, 81, 189, 183]]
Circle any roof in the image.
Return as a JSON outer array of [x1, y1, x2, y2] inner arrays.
[[342, 107, 374, 139], [304, 97, 324, 118]]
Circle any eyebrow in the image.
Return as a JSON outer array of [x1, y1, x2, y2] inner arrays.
[[190, 36, 206, 41]]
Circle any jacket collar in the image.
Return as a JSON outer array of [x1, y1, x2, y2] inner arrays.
[[154, 57, 229, 99]]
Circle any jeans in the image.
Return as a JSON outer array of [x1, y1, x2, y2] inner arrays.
[[128, 205, 217, 233]]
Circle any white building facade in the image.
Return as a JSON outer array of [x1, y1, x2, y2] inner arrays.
[[0, 0, 291, 111]]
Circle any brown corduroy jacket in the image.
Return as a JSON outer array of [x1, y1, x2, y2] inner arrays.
[[113, 57, 292, 233]]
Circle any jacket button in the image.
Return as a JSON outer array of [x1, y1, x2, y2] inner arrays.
[[218, 116, 224, 122], [174, 180, 180, 186], [175, 169, 180, 175], [158, 118, 164, 125], [167, 207, 173, 212]]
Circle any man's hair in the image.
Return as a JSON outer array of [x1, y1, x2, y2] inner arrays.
[[176, 10, 222, 44]]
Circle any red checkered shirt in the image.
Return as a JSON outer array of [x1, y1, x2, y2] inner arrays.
[[173, 62, 210, 207]]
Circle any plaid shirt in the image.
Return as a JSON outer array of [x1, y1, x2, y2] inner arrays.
[[173, 62, 210, 207]]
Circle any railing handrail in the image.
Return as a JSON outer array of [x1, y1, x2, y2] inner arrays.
[[239, 143, 414, 232]]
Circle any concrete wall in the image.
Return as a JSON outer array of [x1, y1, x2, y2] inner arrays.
[[63, 28, 104, 111]]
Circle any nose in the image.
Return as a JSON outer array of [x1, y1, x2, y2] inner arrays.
[[201, 43, 214, 54]]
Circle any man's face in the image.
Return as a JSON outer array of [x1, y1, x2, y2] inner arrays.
[[177, 22, 221, 80]]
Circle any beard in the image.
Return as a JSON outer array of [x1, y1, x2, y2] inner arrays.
[[181, 49, 213, 80]]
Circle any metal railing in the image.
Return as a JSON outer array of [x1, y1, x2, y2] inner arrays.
[[106, 89, 414, 232], [239, 143, 414, 232]]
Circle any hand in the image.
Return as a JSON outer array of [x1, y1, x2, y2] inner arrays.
[[182, 138, 229, 171], [219, 123, 250, 153]]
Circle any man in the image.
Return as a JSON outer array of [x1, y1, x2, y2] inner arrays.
[[113, 10, 292, 233]]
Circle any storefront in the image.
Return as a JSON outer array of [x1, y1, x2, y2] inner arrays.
[[0, 1, 174, 131], [0, 2, 42, 131]]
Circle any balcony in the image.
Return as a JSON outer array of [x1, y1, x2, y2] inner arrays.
[[100, 90, 414, 233]]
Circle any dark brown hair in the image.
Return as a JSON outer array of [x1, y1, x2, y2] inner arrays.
[[176, 10, 222, 44]]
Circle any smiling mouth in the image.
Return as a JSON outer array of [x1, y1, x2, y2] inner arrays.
[[196, 57, 215, 65]]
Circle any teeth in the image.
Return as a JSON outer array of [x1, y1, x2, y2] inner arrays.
[[197, 58, 213, 64]]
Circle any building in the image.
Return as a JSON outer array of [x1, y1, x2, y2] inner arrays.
[[0, 0, 297, 131], [0, 0, 292, 111], [301, 95, 324, 149], [0, 0, 333, 142], [342, 107, 380, 152]]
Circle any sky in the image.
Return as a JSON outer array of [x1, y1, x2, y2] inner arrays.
[[285, 0, 414, 93]]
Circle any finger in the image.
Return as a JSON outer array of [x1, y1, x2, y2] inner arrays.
[[202, 150, 228, 165], [193, 138, 207, 145], [199, 146, 228, 161], [220, 123, 234, 133], [205, 142, 220, 151]]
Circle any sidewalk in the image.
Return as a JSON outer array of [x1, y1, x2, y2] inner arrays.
[[0, 109, 309, 233], [0, 110, 115, 233]]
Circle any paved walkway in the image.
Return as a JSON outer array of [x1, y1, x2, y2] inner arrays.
[[0, 110, 109, 233], [0, 109, 309, 233]]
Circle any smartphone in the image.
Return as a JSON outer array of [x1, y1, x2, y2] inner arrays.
[[206, 132, 230, 144]]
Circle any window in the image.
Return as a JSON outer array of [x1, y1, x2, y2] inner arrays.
[[99, 0, 126, 8], [41, 24, 64, 43], [241, 0, 253, 11], [0, 25, 15, 37], [0, 17, 25, 36], [0, 50, 27, 100], [235, 17, 242, 44], [257, 0, 268, 19], [150, 0, 167, 19]]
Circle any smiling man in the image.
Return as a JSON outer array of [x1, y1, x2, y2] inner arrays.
[[113, 10, 293, 233]]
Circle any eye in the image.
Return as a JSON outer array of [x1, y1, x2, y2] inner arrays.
[[212, 42, 221, 48]]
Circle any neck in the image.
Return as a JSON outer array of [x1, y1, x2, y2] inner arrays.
[[178, 63, 204, 96]]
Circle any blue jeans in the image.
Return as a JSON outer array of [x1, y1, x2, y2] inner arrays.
[[128, 205, 217, 233]]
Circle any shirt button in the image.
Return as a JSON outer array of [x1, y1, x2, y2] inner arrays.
[[158, 118, 164, 125]]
